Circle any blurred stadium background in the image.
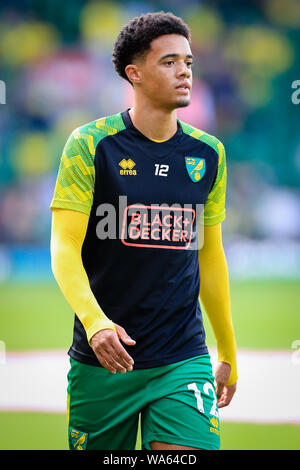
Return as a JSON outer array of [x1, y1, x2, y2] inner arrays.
[[0, 0, 300, 450]]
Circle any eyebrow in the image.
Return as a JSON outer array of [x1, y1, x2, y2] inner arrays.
[[159, 53, 193, 61]]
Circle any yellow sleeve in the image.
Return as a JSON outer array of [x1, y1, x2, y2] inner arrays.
[[198, 223, 237, 385], [50, 208, 116, 343]]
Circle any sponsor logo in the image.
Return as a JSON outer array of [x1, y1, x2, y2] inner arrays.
[[121, 204, 196, 250], [119, 158, 137, 175], [185, 157, 206, 182], [210, 417, 220, 435], [95, 196, 205, 250]]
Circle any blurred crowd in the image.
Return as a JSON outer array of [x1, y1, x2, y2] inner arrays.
[[0, 0, 300, 247]]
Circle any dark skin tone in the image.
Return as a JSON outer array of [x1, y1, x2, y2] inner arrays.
[[90, 34, 236, 451]]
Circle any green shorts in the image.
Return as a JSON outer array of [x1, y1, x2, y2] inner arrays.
[[67, 354, 220, 450]]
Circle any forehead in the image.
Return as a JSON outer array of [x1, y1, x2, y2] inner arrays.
[[147, 34, 192, 60]]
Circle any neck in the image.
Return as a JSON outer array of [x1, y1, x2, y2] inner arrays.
[[129, 99, 178, 141]]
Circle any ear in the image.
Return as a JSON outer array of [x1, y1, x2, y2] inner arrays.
[[125, 64, 142, 86]]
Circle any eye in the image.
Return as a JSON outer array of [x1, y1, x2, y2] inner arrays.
[[165, 60, 174, 66], [186, 61, 193, 68]]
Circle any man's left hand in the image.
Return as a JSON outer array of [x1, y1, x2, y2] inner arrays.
[[214, 361, 237, 408]]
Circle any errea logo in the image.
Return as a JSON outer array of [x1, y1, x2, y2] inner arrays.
[[119, 158, 137, 175]]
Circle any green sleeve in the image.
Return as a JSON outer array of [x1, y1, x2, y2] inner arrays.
[[50, 129, 95, 216], [203, 142, 227, 226]]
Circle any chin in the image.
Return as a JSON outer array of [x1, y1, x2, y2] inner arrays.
[[176, 100, 190, 108], [174, 97, 191, 109]]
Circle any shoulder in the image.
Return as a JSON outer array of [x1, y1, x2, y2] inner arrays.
[[179, 120, 224, 156], [69, 112, 126, 148]]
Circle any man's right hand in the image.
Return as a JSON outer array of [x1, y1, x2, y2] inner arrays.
[[90, 323, 136, 374]]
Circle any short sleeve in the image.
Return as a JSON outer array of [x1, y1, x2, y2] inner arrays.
[[50, 129, 95, 216], [203, 142, 227, 226]]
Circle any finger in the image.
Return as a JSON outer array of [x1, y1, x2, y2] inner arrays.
[[101, 351, 128, 373], [215, 381, 225, 400], [115, 325, 136, 346], [93, 341, 128, 373], [94, 354, 117, 374], [113, 325, 136, 368], [218, 395, 230, 408], [102, 359, 118, 375], [110, 345, 134, 372], [101, 346, 129, 373], [218, 388, 235, 408], [122, 337, 136, 346], [110, 340, 135, 369], [93, 337, 133, 372], [107, 358, 127, 374], [218, 398, 231, 408], [103, 340, 134, 373]]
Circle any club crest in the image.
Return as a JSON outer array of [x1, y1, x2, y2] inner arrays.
[[69, 428, 88, 450], [185, 157, 206, 182]]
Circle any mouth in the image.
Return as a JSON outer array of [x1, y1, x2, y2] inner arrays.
[[175, 85, 190, 95], [175, 82, 191, 94]]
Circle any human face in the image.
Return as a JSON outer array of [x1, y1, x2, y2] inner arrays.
[[133, 34, 193, 110]]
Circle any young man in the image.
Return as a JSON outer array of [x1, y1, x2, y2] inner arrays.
[[50, 11, 237, 451]]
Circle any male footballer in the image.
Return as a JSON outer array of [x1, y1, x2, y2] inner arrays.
[[50, 11, 237, 450]]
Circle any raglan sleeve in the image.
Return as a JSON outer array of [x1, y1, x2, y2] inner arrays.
[[50, 129, 95, 216], [203, 141, 227, 226]]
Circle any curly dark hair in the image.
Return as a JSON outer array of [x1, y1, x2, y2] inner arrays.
[[112, 11, 191, 83]]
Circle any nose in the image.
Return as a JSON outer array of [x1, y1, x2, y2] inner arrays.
[[176, 61, 191, 78]]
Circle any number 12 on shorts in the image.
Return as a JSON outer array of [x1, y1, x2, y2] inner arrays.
[[187, 382, 219, 418]]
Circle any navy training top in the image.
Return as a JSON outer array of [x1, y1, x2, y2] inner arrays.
[[50, 109, 227, 368]]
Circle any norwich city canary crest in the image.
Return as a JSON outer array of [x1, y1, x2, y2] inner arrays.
[[70, 428, 88, 450], [185, 157, 206, 182]]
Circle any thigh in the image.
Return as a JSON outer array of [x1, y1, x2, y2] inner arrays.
[[67, 357, 143, 450], [141, 355, 220, 450]]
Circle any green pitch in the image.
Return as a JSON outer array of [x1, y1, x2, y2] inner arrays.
[[0, 279, 299, 450], [1, 279, 299, 350], [0, 412, 299, 450]]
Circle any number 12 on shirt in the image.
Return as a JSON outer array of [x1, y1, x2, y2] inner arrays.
[[154, 164, 169, 177], [187, 382, 219, 417]]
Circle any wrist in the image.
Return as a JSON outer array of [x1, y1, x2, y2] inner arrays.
[[217, 349, 238, 386], [86, 318, 116, 345]]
